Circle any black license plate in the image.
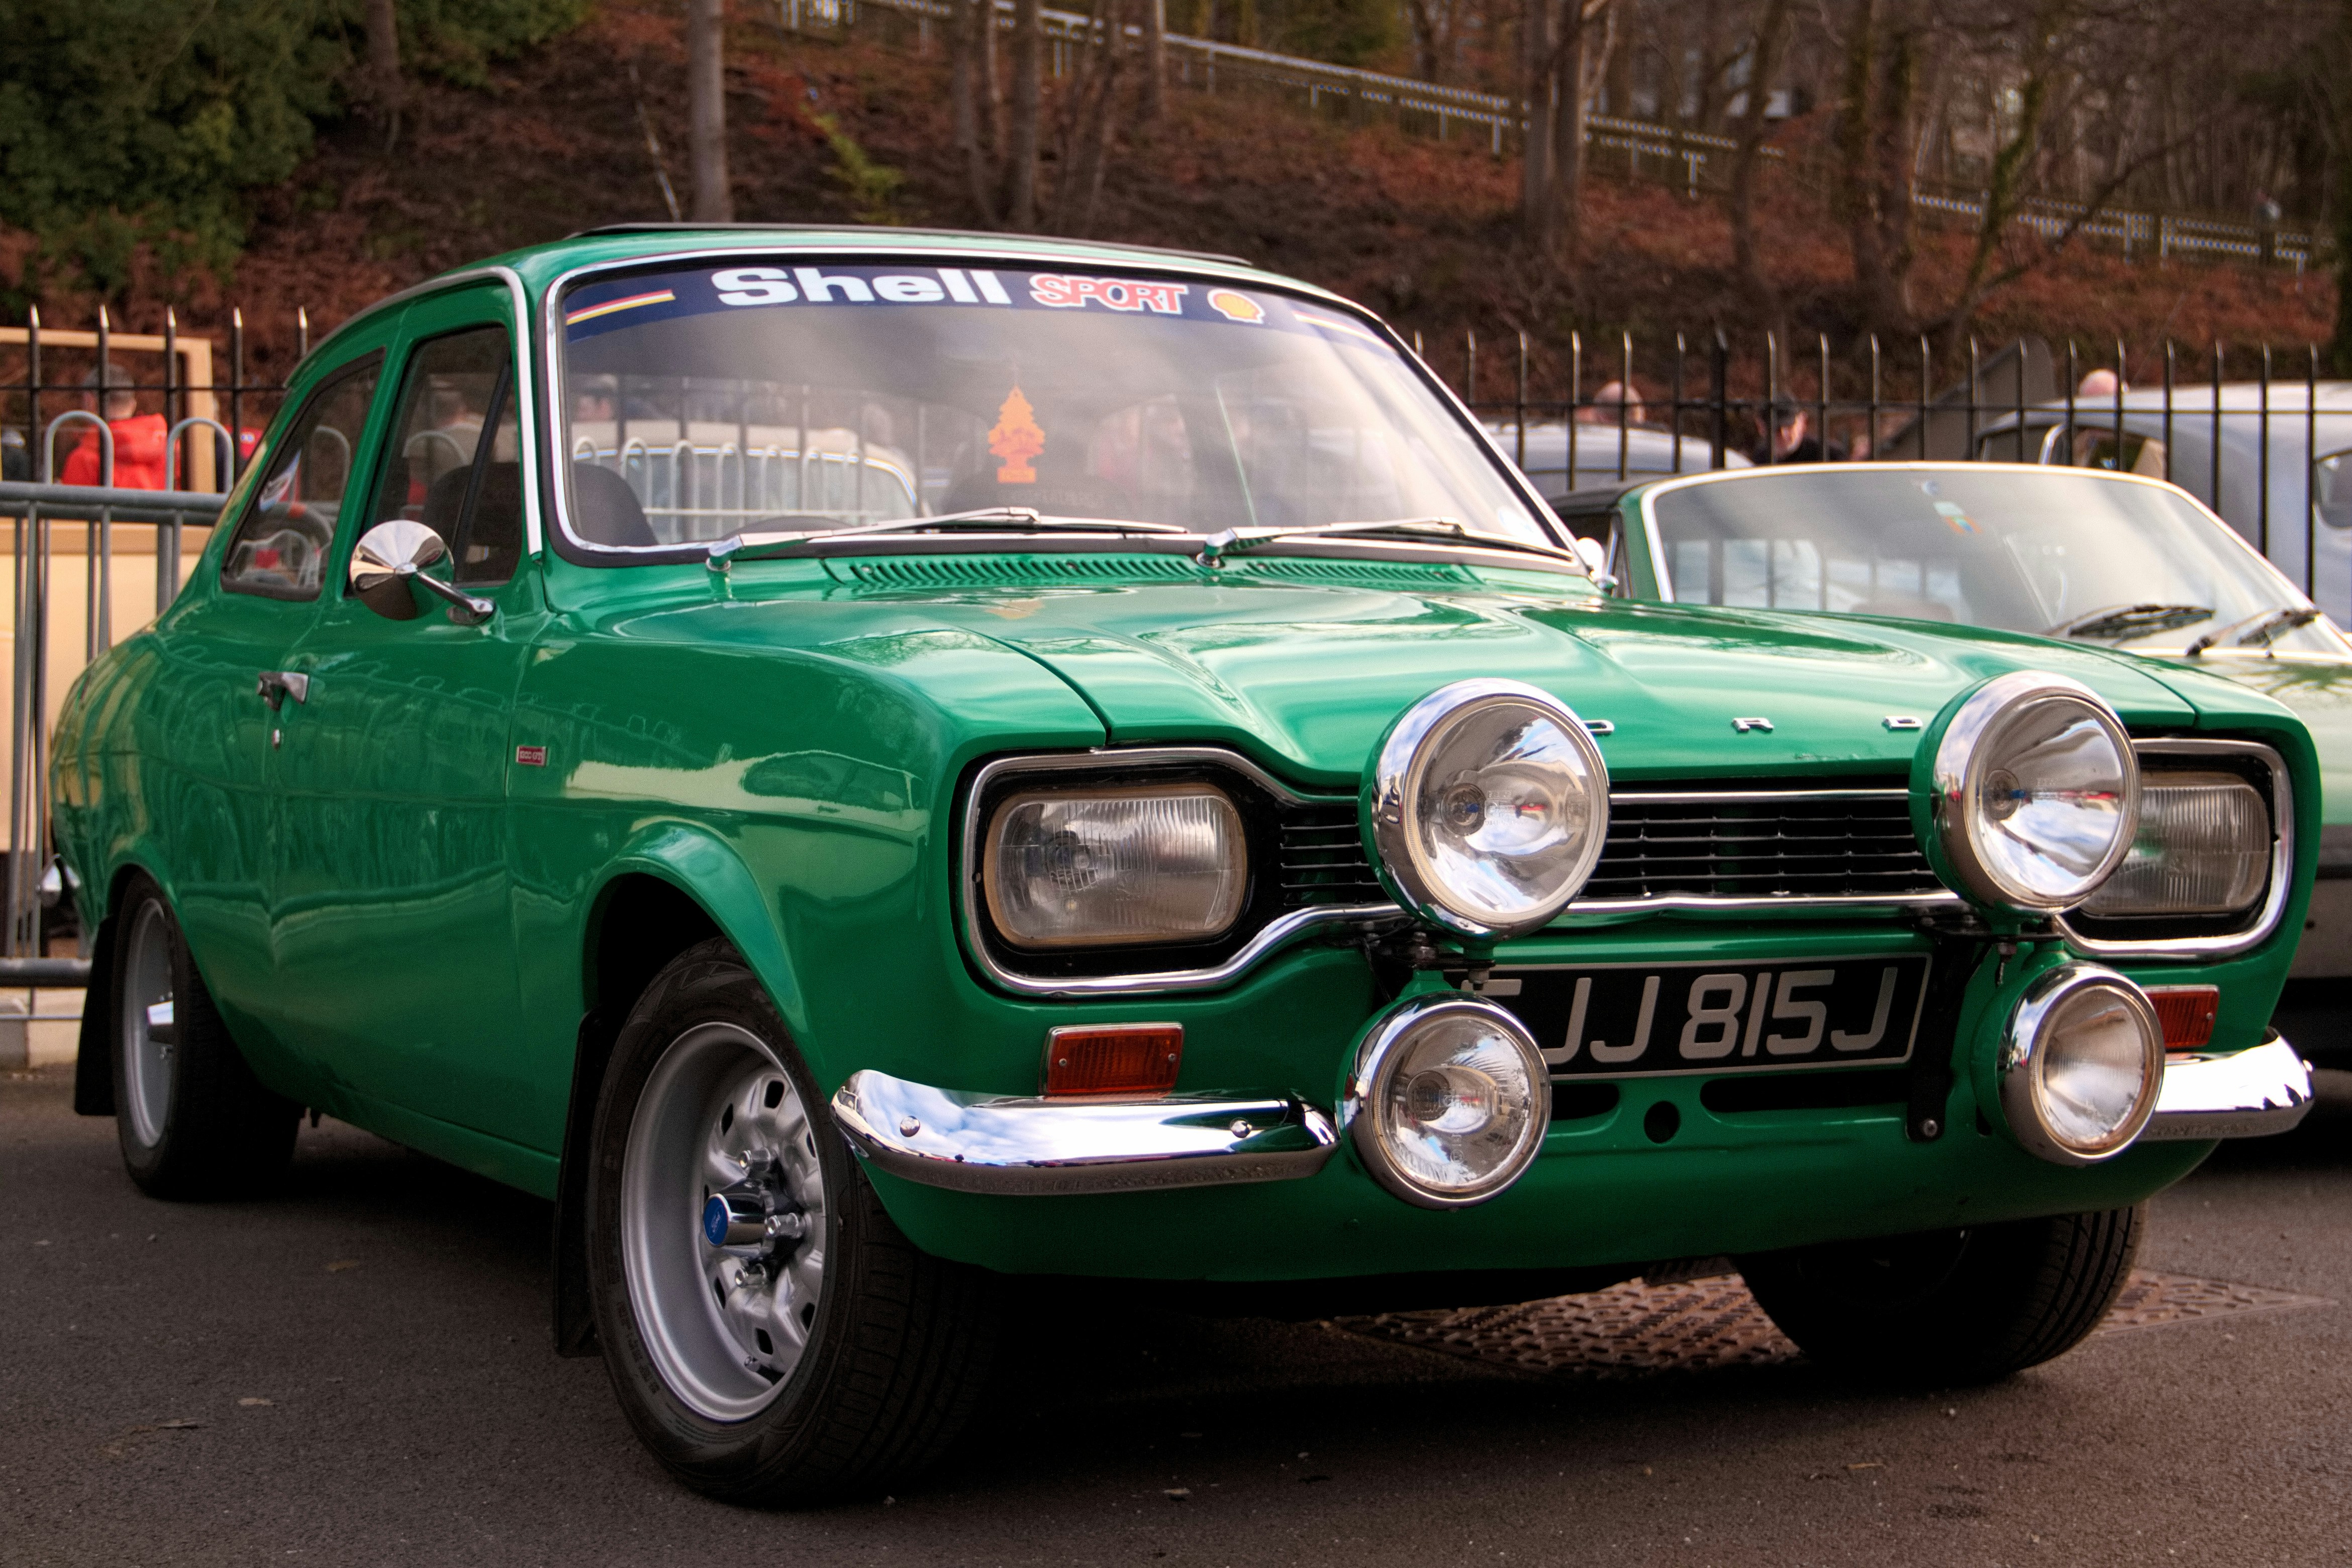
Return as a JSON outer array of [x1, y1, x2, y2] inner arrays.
[[1486, 955, 1932, 1079]]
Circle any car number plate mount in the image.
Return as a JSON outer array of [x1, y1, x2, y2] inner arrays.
[[1487, 954, 1932, 1080]]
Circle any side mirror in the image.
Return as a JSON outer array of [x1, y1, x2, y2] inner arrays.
[[349, 520, 494, 626], [1570, 534, 1618, 592]]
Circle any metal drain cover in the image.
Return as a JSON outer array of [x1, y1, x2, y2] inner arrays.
[[1334, 1268, 2331, 1379]]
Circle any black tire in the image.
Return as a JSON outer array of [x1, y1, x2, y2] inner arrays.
[[1738, 1205, 2142, 1386], [107, 871, 299, 1198], [585, 938, 997, 1506]]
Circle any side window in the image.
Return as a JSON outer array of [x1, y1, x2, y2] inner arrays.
[[221, 356, 383, 600], [365, 326, 523, 589]]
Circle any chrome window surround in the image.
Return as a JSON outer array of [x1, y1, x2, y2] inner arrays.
[[534, 243, 1565, 563], [290, 264, 544, 560], [963, 751, 1977, 997], [959, 747, 1402, 999], [2057, 739, 2294, 961]]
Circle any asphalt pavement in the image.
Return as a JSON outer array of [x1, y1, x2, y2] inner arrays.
[[4, 1060, 2349, 1567]]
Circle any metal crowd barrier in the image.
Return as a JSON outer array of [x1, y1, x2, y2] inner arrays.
[[0, 479, 228, 961]]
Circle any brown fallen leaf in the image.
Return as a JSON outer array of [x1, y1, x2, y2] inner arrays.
[[154, 1419, 203, 1430], [324, 1259, 360, 1273], [1847, 1461, 1883, 1472], [1164, 1488, 1192, 1501], [238, 1398, 273, 1407]]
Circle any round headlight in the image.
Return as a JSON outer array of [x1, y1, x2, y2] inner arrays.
[[1343, 995, 1549, 1208], [1364, 679, 1609, 938], [1999, 963, 2164, 1166], [1927, 671, 2139, 911]]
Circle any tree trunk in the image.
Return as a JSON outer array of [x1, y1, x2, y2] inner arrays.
[[1548, 2, 1612, 265], [1519, 0, 1552, 234], [1406, 0, 1444, 82], [1005, 0, 1045, 230], [1142, 0, 1164, 121], [953, 0, 1003, 223], [1727, 0, 1792, 325], [365, 0, 403, 151], [2331, 2, 2352, 374], [1057, 0, 1131, 231], [1834, 0, 1918, 336], [687, 0, 732, 222]]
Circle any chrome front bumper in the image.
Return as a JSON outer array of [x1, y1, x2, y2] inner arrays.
[[833, 1034, 2312, 1196], [2137, 1036, 2316, 1142], [830, 1070, 1339, 1196]]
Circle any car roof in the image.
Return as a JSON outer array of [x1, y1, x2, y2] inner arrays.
[[564, 222, 1254, 269], [300, 225, 1343, 374]]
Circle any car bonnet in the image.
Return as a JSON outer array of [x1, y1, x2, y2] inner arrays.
[[697, 566, 2207, 787]]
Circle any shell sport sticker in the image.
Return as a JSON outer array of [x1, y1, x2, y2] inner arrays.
[[989, 385, 1045, 483], [1028, 275, 1189, 314], [1206, 289, 1264, 324]]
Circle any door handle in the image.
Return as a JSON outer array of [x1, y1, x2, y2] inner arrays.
[[255, 671, 310, 710]]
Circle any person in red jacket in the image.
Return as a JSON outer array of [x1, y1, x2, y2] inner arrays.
[[59, 362, 169, 489]]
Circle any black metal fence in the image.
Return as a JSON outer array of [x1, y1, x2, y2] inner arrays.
[[1439, 328, 2349, 604], [1, 305, 303, 492], [0, 308, 300, 970]]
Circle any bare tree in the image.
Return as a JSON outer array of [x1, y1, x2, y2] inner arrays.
[[2329, 0, 2352, 374], [1548, 0, 1615, 262], [1053, 0, 1136, 231], [1520, 0, 1553, 228], [363, 0, 403, 151], [1832, 0, 1922, 336], [1726, 0, 1793, 327], [687, 0, 732, 222], [953, 0, 1007, 222], [1406, 0, 1455, 82], [1142, 0, 1166, 121], [1521, 0, 1616, 264], [1005, 0, 1045, 229]]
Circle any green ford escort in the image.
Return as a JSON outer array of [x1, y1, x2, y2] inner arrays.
[[52, 228, 2317, 1504]]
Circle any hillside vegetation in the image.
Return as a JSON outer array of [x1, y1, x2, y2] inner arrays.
[[9, 0, 2333, 401]]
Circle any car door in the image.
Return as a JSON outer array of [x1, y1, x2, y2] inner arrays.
[[267, 287, 545, 1144], [145, 352, 386, 1068]]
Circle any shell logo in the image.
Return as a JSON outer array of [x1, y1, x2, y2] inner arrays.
[[1206, 289, 1265, 324]]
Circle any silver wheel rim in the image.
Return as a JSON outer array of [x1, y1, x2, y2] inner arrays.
[[620, 1021, 829, 1422], [121, 901, 174, 1148]]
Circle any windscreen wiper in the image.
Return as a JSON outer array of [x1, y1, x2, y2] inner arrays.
[[707, 507, 1192, 568], [2184, 606, 2322, 656], [2045, 603, 2215, 641], [1197, 517, 1584, 570]]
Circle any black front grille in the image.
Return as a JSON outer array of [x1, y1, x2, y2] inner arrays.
[[1277, 786, 1946, 910], [1587, 789, 1943, 902], [1278, 806, 1388, 907]]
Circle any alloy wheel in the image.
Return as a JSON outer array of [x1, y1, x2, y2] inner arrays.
[[120, 900, 175, 1148], [620, 1022, 829, 1422]]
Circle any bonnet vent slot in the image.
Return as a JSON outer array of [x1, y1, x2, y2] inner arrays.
[[1228, 558, 1479, 589], [836, 554, 1198, 588]]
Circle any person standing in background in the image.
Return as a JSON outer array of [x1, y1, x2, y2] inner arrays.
[[59, 362, 168, 489]]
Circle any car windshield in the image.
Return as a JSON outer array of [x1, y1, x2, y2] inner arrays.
[[554, 260, 1548, 553], [1646, 467, 2343, 655]]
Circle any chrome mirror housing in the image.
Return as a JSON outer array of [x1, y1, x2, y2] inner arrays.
[[349, 519, 494, 626]]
